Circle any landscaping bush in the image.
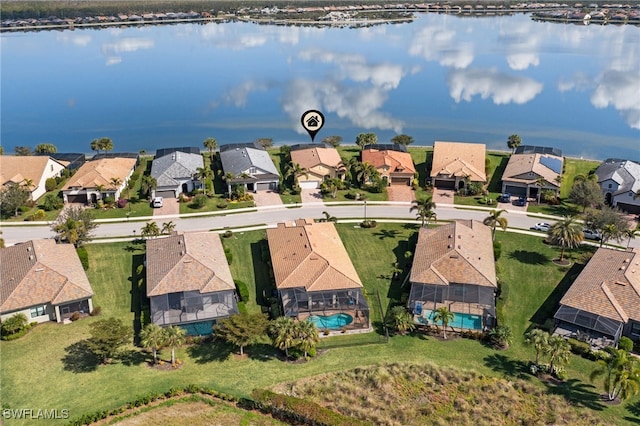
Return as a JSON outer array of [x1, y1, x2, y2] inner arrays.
[[224, 247, 233, 264], [103, 196, 116, 206], [567, 338, 590, 356], [493, 240, 502, 260], [618, 336, 633, 352], [360, 220, 377, 228], [223, 230, 233, 238], [345, 191, 359, 200], [45, 177, 57, 192], [41, 193, 63, 211], [192, 194, 208, 208], [117, 198, 128, 208], [1, 313, 28, 337], [1, 324, 33, 341], [76, 247, 89, 270], [235, 280, 250, 302], [70, 312, 81, 321], [91, 306, 102, 316], [217, 200, 228, 209]]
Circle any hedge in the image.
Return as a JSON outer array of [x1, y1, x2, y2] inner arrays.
[[76, 247, 89, 271], [235, 280, 249, 302]]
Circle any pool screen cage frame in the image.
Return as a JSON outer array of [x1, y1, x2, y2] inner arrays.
[[554, 305, 623, 342], [279, 287, 369, 318], [407, 283, 496, 320]]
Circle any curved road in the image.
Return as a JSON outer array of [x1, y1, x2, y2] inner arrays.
[[3, 202, 638, 248]]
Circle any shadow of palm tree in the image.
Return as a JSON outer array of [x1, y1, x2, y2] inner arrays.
[[62, 340, 99, 373], [186, 339, 234, 364], [543, 378, 605, 411], [247, 343, 281, 361], [627, 399, 640, 417], [508, 250, 550, 265], [483, 353, 530, 381], [119, 348, 148, 366], [372, 229, 400, 240]]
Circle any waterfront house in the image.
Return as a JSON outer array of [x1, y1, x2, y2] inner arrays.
[[219, 142, 279, 193], [501, 146, 564, 200], [61, 157, 137, 204], [0, 239, 94, 324], [361, 143, 416, 186], [150, 147, 204, 199], [289, 144, 345, 189], [408, 220, 497, 330], [146, 232, 238, 335], [554, 248, 640, 347], [0, 155, 67, 201], [266, 219, 370, 331], [430, 141, 487, 191], [595, 158, 640, 214]]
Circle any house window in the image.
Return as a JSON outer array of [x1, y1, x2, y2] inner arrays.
[[632, 323, 640, 338], [249, 167, 257, 174], [30, 305, 46, 318], [608, 183, 612, 188]]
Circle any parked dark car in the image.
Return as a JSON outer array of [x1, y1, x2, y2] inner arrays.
[[514, 196, 527, 206], [498, 193, 511, 203]]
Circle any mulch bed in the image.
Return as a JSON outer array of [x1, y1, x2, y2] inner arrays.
[[147, 360, 184, 371]]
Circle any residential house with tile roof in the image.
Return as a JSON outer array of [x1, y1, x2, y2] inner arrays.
[[0, 239, 94, 324], [361, 144, 416, 186], [554, 248, 640, 346], [219, 142, 279, 193], [0, 155, 67, 200], [62, 157, 137, 204], [430, 141, 487, 191], [408, 220, 497, 330], [266, 219, 370, 330], [289, 144, 345, 189], [151, 148, 204, 199], [501, 146, 564, 200], [146, 232, 238, 335], [595, 159, 640, 214]]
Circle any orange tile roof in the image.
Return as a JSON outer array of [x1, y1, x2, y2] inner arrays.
[[62, 157, 137, 190], [430, 141, 486, 182], [559, 248, 640, 323], [267, 220, 363, 292], [410, 221, 497, 288], [362, 148, 416, 175], [146, 232, 235, 297], [0, 239, 94, 313], [290, 147, 344, 171], [0, 155, 65, 188]]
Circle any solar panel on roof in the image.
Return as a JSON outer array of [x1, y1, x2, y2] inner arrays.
[[540, 156, 563, 174]]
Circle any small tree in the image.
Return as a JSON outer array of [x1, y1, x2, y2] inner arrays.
[[385, 306, 416, 335], [0, 184, 30, 218], [14, 146, 32, 156], [355, 132, 378, 150], [52, 206, 98, 247], [524, 328, 549, 365], [591, 347, 640, 402], [85, 317, 132, 364], [546, 334, 572, 376], [547, 216, 584, 263], [161, 221, 176, 235], [140, 175, 158, 200], [214, 312, 269, 356], [164, 325, 186, 366], [391, 134, 414, 146], [507, 134, 521, 154], [203, 137, 218, 159], [432, 306, 455, 340], [295, 320, 320, 358], [269, 316, 298, 358], [34, 143, 58, 154], [256, 138, 273, 149], [140, 221, 161, 239], [568, 179, 604, 212], [139, 323, 166, 365], [410, 197, 436, 227], [488, 325, 513, 349], [322, 135, 342, 147], [483, 209, 508, 241], [1, 313, 28, 336], [41, 193, 62, 212]]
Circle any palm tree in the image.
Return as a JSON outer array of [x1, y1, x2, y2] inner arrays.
[[139, 323, 166, 365], [546, 334, 572, 376], [483, 209, 508, 240], [221, 172, 236, 194], [21, 178, 35, 192], [163, 325, 186, 366], [410, 197, 437, 227], [269, 316, 298, 358], [284, 162, 309, 187], [547, 216, 584, 263], [534, 177, 546, 204], [524, 328, 550, 365], [488, 325, 513, 349], [625, 226, 639, 249], [203, 137, 218, 160], [385, 306, 416, 335], [109, 177, 122, 190], [140, 221, 160, 239], [432, 306, 455, 340], [591, 347, 640, 401], [195, 166, 214, 196], [355, 162, 378, 186], [161, 221, 176, 235], [140, 175, 157, 200], [507, 134, 522, 154], [296, 320, 319, 358], [53, 217, 84, 247], [94, 184, 106, 202], [321, 211, 337, 223]]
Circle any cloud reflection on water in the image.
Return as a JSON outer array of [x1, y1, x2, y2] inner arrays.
[[448, 68, 543, 105]]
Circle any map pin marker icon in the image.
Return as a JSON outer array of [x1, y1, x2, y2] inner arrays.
[[301, 110, 325, 142]]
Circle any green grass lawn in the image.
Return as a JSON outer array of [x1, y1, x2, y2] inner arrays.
[[1, 226, 638, 425], [178, 195, 255, 214]]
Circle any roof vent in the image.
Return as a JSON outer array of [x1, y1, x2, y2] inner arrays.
[[26, 247, 32, 251], [35, 268, 44, 272], [448, 235, 453, 238], [180, 251, 184, 256], [615, 281, 627, 286], [450, 254, 459, 259], [620, 266, 626, 271], [458, 245, 461, 249], [624, 258, 630, 263], [458, 235, 461, 239], [447, 245, 452, 249], [29, 255, 34, 261]]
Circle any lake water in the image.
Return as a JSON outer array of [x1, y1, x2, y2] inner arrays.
[[1, 13, 639, 160]]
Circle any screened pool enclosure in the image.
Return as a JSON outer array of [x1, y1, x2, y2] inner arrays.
[[150, 290, 238, 327], [280, 288, 370, 329], [554, 305, 624, 343]]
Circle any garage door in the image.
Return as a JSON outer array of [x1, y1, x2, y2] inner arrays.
[[155, 190, 175, 199], [434, 179, 455, 189], [299, 180, 320, 189], [66, 194, 87, 204], [391, 177, 411, 185], [255, 182, 273, 191], [615, 203, 640, 214], [504, 185, 527, 197]]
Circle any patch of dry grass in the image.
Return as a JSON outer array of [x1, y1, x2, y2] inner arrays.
[[273, 363, 604, 426]]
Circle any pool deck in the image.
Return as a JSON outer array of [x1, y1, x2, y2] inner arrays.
[[299, 309, 370, 334]]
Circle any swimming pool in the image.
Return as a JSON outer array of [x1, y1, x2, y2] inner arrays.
[[419, 309, 483, 331], [308, 313, 353, 330]]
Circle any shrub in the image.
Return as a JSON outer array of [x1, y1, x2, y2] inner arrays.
[[237, 301, 248, 313], [76, 247, 89, 270], [235, 280, 250, 302], [70, 312, 81, 321], [618, 336, 633, 352], [360, 220, 377, 228], [45, 177, 57, 192], [117, 198, 128, 208], [345, 191, 359, 200], [567, 338, 590, 356], [224, 247, 233, 264], [217, 200, 228, 209], [1, 313, 28, 336], [223, 230, 233, 238], [103, 196, 116, 206], [493, 240, 502, 260], [193, 194, 208, 208], [91, 306, 102, 316], [41, 193, 63, 211]]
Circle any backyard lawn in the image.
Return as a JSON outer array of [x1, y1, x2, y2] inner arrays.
[[1, 227, 638, 425]]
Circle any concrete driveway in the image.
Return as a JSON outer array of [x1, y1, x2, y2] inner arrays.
[[153, 197, 179, 216], [387, 184, 415, 202], [252, 190, 283, 207], [301, 188, 324, 204], [432, 189, 455, 205]]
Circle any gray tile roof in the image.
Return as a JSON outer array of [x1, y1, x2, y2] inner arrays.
[[595, 159, 640, 196], [220, 143, 279, 177], [151, 151, 204, 187]]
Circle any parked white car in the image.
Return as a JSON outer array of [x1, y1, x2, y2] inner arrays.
[[152, 197, 163, 208], [532, 222, 551, 232], [583, 228, 602, 240]]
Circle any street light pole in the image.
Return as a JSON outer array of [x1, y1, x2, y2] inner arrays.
[[364, 200, 367, 223]]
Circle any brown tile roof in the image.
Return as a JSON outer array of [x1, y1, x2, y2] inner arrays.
[[146, 232, 234, 297], [62, 158, 137, 190], [0, 239, 94, 313], [410, 221, 497, 288], [558, 248, 640, 323], [0, 155, 64, 188], [502, 153, 563, 188], [430, 141, 486, 182], [290, 147, 344, 171], [267, 220, 363, 292], [362, 148, 416, 175]]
